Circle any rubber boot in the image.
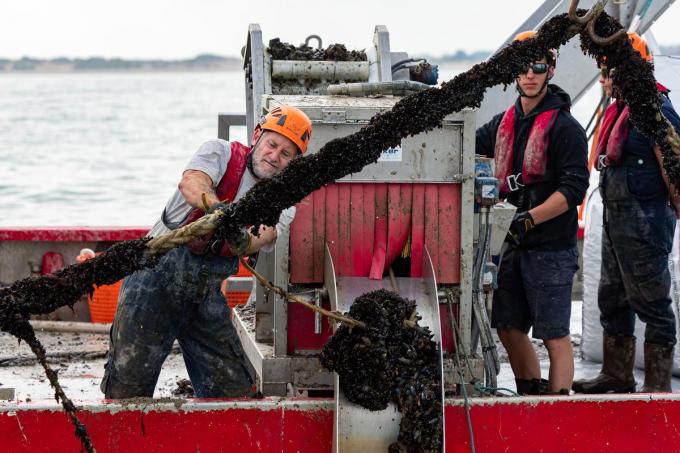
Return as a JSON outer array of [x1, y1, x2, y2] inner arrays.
[[535, 378, 549, 394], [515, 378, 549, 395], [515, 378, 540, 395], [572, 334, 636, 394], [540, 388, 571, 396], [639, 343, 674, 393]]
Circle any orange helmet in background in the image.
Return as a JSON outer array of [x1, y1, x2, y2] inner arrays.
[[258, 105, 313, 154], [599, 32, 652, 68], [513, 30, 558, 66], [514, 30, 538, 42], [627, 32, 653, 62]]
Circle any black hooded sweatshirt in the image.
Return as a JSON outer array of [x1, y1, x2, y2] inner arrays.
[[476, 84, 589, 251]]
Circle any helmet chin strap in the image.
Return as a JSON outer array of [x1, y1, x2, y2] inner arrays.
[[516, 74, 552, 98], [247, 132, 265, 180], [246, 153, 259, 179]]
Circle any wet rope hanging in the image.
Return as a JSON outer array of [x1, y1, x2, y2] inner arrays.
[[1, 2, 678, 450], [238, 257, 366, 329]]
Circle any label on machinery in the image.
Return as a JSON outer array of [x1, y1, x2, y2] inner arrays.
[[482, 185, 496, 199], [378, 146, 402, 162]]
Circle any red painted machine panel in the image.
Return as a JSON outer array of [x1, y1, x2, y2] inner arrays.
[[290, 183, 461, 284]]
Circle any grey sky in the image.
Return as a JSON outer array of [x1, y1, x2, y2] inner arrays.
[[1, 0, 678, 60]]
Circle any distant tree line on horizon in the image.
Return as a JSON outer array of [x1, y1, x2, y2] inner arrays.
[[0, 54, 242, 72], [2, 45, 679, 72]]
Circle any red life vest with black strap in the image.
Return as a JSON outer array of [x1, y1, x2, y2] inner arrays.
[[182, 141, 252, 257], [595, 101, 629, 168], [494, 105, 561, 195], [596, 82, 670, 169]]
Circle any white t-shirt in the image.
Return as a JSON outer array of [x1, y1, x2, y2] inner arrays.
[[148, 139, 295, 253]]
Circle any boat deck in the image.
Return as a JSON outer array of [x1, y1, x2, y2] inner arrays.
[[0, 329, 190, 401], [1, 301, 678, 402]]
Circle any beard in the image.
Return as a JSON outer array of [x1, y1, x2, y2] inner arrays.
[[248, 147, 277, 180]]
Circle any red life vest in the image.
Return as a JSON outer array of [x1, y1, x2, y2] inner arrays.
[[183, 141, 252, 257], [596, 82, 670, 169], [595, 101, 629, 168], [494, 105, 560, 194]]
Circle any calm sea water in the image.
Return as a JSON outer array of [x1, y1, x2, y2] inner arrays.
[[0, 66, 599, 226]]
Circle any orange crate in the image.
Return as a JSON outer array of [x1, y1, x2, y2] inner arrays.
[[226, 291, 251, 308], [235, 260, 252, 277], [88, 280, 122, 323], [220, 278, 251, 308]]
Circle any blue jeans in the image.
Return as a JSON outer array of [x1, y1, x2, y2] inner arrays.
[[492, 246, 579, 340], [101, 246, 254, 398], [599, 166, 677, 346]]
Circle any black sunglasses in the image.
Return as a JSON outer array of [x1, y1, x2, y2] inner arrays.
[[519, 63, 549, 75]]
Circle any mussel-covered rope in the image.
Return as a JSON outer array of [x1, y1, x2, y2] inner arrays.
[[0, 6, 678, 450], [5, 320, 96, 452]]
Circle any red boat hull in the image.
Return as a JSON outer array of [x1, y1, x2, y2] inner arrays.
[[1, 394, 679, 452]]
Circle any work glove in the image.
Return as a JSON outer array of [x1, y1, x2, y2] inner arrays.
[[204, 199, 246, 255], [507, 211, 535, 247], [225, 228, 251, 256]]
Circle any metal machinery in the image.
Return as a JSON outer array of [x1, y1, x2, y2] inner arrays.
[[224, 24, 515, 449]]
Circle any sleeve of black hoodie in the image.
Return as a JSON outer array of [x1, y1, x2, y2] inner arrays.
[[475, 113, 504, 158], [550, 114, 589, 208]]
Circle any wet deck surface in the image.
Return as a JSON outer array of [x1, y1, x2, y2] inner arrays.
[[497, 301, 680, 393], [0, 301, 678, 402], [0, 330, 189, 401]]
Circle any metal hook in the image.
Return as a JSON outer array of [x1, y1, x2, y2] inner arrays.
[[568, 0, 601, 24], [568, 0, 627, 45], [304, 34, 323, 50], [586, 17, 627, 45]]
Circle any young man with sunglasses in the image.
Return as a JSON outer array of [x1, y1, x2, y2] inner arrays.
[[476, 31, 589, 395], [573, 33, 680, 394]]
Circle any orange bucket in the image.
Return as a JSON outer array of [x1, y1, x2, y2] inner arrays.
[[88, 280, 122, 323]]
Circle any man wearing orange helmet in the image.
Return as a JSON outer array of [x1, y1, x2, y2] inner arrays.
[[476, 30, 589, 395], [101, 105, 313, 398], [573, 33, 680, 394]]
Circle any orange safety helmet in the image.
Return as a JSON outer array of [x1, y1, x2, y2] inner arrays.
[[513, 30, 557, 66], [257, 105, 312, 154], [627, 31, 653, 62], [514, 30, 538, 42]]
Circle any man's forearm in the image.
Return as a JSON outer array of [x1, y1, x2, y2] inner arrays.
[[179, 170, 220, 209], [528, 191, 569, 225]]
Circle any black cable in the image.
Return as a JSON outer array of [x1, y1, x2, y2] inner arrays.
[[446, 295, 476, 452], [585, 90, 608, 133], [586, 91, 611, 143], [391, 58, 426, 73]]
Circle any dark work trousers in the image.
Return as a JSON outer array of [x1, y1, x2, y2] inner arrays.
[[101, 246, 254, 398], [599, 166, 677, 346], [492, 246, 579, 340]]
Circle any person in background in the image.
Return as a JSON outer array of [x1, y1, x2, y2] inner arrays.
[[573, 32, 680, 394]]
